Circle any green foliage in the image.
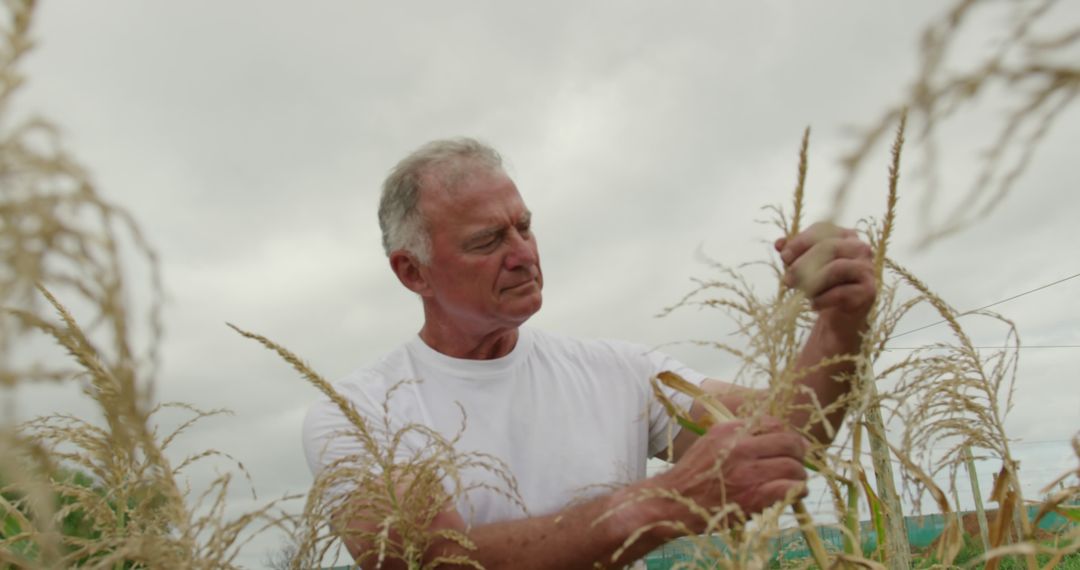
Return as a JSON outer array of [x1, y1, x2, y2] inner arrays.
[[916, 534, 1080, 569], [1, 467, 151, 567]]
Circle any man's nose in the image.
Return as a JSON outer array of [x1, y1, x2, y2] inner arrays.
[[503, 230, 538, 269]]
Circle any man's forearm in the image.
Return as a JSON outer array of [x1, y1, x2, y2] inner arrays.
[[789, 314, 865, 445], [418, 482, 679, 570], [343, 478, 682, 570]]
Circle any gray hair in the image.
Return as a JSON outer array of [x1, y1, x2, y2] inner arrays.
[[378, 137, 504, 264]]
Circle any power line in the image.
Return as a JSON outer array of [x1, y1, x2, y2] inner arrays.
[[890, 271, 1080, 339]]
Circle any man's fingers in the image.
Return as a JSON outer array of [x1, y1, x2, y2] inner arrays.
[[810, 280, 876, 312], [783, 238, 871, 286], [789, 257, 873, 298], [737, 431, 809, 461], [778, 222, 856, 266], [741, 480, 809, 513], [731, 456, 808, 483], [709, 416, 791, 442], [749, 415, 786, 434], [758, 479, 810, 502]]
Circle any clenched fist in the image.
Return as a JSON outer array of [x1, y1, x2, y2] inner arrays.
[[775, 222, 876, 327]]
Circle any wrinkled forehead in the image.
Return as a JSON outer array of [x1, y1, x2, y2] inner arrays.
[[418, 157, 505, 197], [417, 166, 525, 226]]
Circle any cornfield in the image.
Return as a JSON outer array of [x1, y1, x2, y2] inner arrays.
[[2, 0, 1077, 569]]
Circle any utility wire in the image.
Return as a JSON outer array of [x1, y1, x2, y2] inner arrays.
[[890, 271, 1080, 339]]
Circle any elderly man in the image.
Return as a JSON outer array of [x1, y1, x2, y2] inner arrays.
[[303, 138, 875, 568]]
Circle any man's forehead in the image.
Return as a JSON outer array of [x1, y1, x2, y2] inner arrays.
[[418, 168, 527, 223], [420, 167, 520, 202], [420, 159, 502, 194]]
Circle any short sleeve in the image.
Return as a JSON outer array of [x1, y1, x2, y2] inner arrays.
[[302, 396, 370, 477], [301, 379, 422, 484], [641, 349, 708, 457]]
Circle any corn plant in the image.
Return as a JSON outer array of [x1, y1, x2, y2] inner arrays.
[[648, 115, 1079, 570], [1, 2, 290, 567]]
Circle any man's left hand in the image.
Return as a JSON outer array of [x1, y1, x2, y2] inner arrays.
[[774, 222, 876, 326]]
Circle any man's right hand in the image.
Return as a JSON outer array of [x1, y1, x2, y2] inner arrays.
[[651, 416, 809, 532]]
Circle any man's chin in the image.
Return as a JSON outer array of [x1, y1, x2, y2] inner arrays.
[[507, 295, 542, 323]]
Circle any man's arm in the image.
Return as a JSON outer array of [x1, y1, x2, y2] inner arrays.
[[667, 222, 875, 460], [339, 419, 808, 569], [777, 223, 874, 444]]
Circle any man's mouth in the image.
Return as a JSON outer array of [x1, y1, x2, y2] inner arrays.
[[503, 278, 538, 292]]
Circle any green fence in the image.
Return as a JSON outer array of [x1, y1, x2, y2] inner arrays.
[[643, 505, 1077, 568]]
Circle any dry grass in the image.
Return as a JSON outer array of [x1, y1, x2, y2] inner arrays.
[[832, 0, 1080, 248], [1, 2, 289, 567]]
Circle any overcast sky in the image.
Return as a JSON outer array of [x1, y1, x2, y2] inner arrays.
[[10, 1, 1079, 567]]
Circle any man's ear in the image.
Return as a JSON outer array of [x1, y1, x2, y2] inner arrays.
[[389, 250, 432, 297]]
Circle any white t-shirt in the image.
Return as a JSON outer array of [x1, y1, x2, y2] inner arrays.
[[302, 327, 704, 526]]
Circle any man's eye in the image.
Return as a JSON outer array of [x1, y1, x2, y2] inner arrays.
[[474, 237, 499, 250]]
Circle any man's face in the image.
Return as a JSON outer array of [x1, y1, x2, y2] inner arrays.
[[416, 168, 543, 334]]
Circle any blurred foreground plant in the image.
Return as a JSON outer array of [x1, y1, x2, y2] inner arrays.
[[834, 0, 1080, 248], [1, 2, 289, 567]]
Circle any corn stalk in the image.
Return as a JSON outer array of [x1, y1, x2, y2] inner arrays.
[[853, 115, 912, 570], [964, 445, 992, 552]]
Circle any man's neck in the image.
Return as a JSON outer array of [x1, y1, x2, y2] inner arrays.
[[418, 323, 520, 360]]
